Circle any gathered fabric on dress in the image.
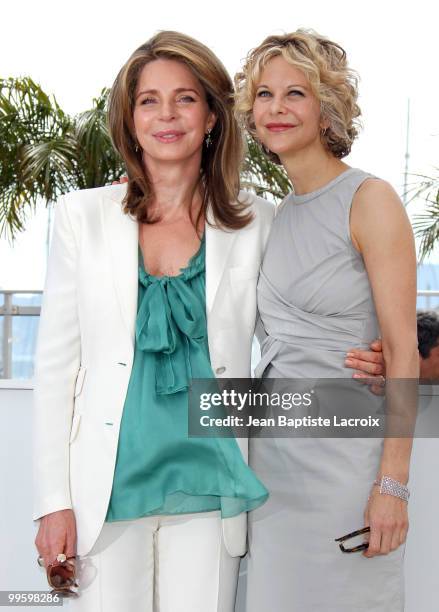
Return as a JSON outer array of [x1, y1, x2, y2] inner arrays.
[[106, 234, 268, 522]]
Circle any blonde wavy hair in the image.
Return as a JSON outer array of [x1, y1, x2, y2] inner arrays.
[[234, 29, 361, 162], [108, 30, 252, 229]]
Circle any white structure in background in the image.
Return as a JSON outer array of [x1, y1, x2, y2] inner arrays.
[[0, 383, 438, 611]]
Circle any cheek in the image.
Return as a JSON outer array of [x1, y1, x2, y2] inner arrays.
[[133, 108, 151, 133], [184, 110, 208, 142], [302, 101, 322, 130], [252, 103, 264, 132], [132, 110, 142, 136]]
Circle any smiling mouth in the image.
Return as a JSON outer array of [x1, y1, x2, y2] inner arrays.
[[265, 124, 296, 132], [153, 131, 185, 142]]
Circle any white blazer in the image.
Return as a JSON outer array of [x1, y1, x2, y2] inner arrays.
[[32, 183, 274, 558]]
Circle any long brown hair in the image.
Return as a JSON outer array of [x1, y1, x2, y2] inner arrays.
[[108, 30, 252, 229]]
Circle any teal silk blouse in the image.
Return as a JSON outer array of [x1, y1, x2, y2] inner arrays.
[[105, 235, 268, 521]]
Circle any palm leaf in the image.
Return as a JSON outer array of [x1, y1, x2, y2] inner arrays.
[[74, 88, 124, 189], [408, 170, 439, 260], [241, 137, 292, 202], [0, 77, 74, 238], [0, 79, 125, 239]]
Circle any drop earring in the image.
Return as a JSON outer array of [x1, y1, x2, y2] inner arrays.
[[205, 129, 212, 148]]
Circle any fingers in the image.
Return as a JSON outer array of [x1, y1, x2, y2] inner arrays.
[[345, 355, 384, 375], [65, 524, 77, 560], [38, 535, 68, 568], [351, 372, 385, 392], [347, 349, 383, 365], [363, 520, 408, 558], [400, 522, 409, 545], [379, 527, 392, 555], [369, 383, 386, 397], [390, 528, 401, 552], [111, 176, 128, 185], [376, 521, 404, 555], [370, 338, 383, 352], [35, 510, 76, 569], [363, 524, 381, 558]]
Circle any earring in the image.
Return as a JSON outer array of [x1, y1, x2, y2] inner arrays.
[[135, 143, 140, 153], [320, 126, 328, 136], [205, 129, 212, 148]]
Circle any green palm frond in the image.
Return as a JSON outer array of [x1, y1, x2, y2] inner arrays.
[[20, 136, 78, 199], [74, 88, 124, 189], [0, 77, 68, 157], [407, 170, 439, 260], [242, 137, 292, 202], [0, 183, 34, 239], [0, 77, 74, 238], [0, 79, 125, 240]]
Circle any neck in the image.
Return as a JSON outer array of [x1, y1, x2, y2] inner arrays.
[[142, 151, 203, 221], [280, 142, 349, 195]]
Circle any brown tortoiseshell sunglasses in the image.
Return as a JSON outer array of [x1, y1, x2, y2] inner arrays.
[[335, 527, 370, 553], [38, 555, 79, 597]]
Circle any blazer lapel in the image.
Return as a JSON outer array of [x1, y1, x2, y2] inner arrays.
[[205, 208, 238, 314], [101, 185, 139, 347], [101, 189, 237, 341]]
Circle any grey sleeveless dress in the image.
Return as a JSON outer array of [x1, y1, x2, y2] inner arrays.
[[246, 168, 405, 611]]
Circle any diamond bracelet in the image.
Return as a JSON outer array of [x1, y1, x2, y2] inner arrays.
[[373, 475, 410, 502]]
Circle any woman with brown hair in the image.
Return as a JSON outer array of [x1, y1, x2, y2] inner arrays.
[[32, 30, 272, 612], [32, 29, 384, 611], [235, 29, 418, 611]]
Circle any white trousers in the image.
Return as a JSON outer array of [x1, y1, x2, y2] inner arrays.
[[68, 511, 240, 612]]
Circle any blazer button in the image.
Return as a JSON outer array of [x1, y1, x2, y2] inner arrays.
[[215, 366, 226, 374]]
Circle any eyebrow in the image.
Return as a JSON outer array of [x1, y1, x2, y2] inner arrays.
[[136, 87, 201, 99], [256, 83, 308, 90]]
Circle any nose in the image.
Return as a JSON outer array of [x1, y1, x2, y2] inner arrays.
[[159, 99, 177, 121], [268, 94, 287, 115]]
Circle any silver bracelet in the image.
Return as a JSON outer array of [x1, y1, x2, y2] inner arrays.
[[373, 475, 410, 502]]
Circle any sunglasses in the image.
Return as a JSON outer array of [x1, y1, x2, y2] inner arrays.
[[335, 527, 370, 553], [38, 556, 79, 597]]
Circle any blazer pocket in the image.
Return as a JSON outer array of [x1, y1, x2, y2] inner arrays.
[[69, 413, 81, 444], [74, 366, 87, 398], [229, 265, 260, 285]]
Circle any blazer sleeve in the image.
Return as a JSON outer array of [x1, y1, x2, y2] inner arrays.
[[32, 195, 81, 522]]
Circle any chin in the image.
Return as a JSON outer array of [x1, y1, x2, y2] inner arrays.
[[147, 147, 196, 162], [266, 143, 295, 157]]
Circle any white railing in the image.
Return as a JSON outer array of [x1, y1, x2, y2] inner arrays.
[[0, 290, 42, 379], [1, 289, 439, 380]]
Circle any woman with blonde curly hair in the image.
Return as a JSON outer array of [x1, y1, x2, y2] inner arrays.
[[32, 28, 388, 611], [235, 30, 418, 611]]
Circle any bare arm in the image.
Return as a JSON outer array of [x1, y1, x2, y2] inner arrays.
[[350, 178, 419, 557]]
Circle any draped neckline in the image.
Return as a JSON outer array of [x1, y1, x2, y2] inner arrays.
[[135, 233, 206, 395], [138, 233, 205, 283]]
